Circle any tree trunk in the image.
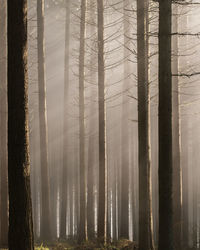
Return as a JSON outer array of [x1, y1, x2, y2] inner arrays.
[[87, 0, 96, 240], [60, 0, 71, 239], [37, 0, 51, 241], [120, 0, 130, 239], [78, 0, 87, 243], [137, 0, 154, 249], [192, 122, 197, 249], [8, 0, 34, 248], [112, 160, 117, 241], [87, 130, 95, 239], [30, 107, 38, 239], [97, 0, 107, 244], [172, 5, 182, 250], [181, 117, 189, 249], [180, 11, 189, 249], [158, 0, 173, 249], [0, 0, 8, 246]]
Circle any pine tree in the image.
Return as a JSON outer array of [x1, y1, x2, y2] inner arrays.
[[60, 0, 71, 239], [158, 0, 173, 249], [8, 0, 34, 248], [0, 0, 8, 246], [97, 0, 107, 244], [137, 0, 154, 249], [78, 0, 87, 243], [37, 0, 51, 240]]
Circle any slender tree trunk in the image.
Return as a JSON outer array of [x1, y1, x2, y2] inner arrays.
[[131, 142, 136, 241], [75, 153, 79, 237], [137, 0, 154, 249], [69, 150, 74, 237], [120, 0, 130, 239], [172, 5, 182, 250], [158, 0, 173, 249], [107, 183, 111, 241], [192, 123, 197, 249], [181, 117, 189, 249], [87, 131, 95, 239], [131, 125, 137, 242], [0, 0, 8, 246], [112, 160, 117, 241], [31, 108, 38, 239], [8, 0, 34, 248], [97, 0, 107, 244], [87, 0, 96, 240], [60, 0, 71, 239], [37, 0, 51, 241], [78, 0, 87, 243], [117, 155, 121, 239], [180, 11, 189, 249]]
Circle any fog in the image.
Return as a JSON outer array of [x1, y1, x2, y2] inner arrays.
[[2, 0, 200, 249], [27, 0, 200, 246]]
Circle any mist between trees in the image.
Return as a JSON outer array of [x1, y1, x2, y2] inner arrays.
[[1, 0, 200, 250]]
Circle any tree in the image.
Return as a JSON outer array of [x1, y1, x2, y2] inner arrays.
[[37, 0, 51, 240], [158, 0, 173, 249], [180, 11, 189, 248], [136, 0, 154, 249], [120, 0, 130, 239], [0, 0, 8, 246], [97, 0, 107, 244], [60, 0, 71, 239], [78, 0, 87, 243], [7, 0, 34, 248], [87, 0, 97, 240]]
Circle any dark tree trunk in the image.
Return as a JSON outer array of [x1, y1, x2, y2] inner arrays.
[[8, 0, 34, 248], [97, 0, 107, 244], [78, 0, 87, 243], [0, 0, 8, 247], [37, 0, 51, 241], [60, 0, 71, 239], [137, 0, 154, 249], [120, 0, 130, 239], [158, 0, 173, 249]]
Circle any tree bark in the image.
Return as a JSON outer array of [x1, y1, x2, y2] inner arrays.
[[120, 0, 130, 239], [8, 0, 34, 248], [87, 0, 96, 240], [137, 0, 154, 249], [0, 0, 8, 246], [158, 0, 173, 249], [112, 159, 117, 241], [97, 0, 107, 244], [179, 10, 189, 248], [192, 121, 197, 249], [78, 0, 87, 243], [60, 0, 71, 239], [181, 117, 189, 249], [37, 0, 51, 241]]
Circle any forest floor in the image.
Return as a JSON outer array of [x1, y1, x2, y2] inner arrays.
[[0, 239, 138, 250], [34, 239, 138, 250], [0, 242, 196, 249]]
